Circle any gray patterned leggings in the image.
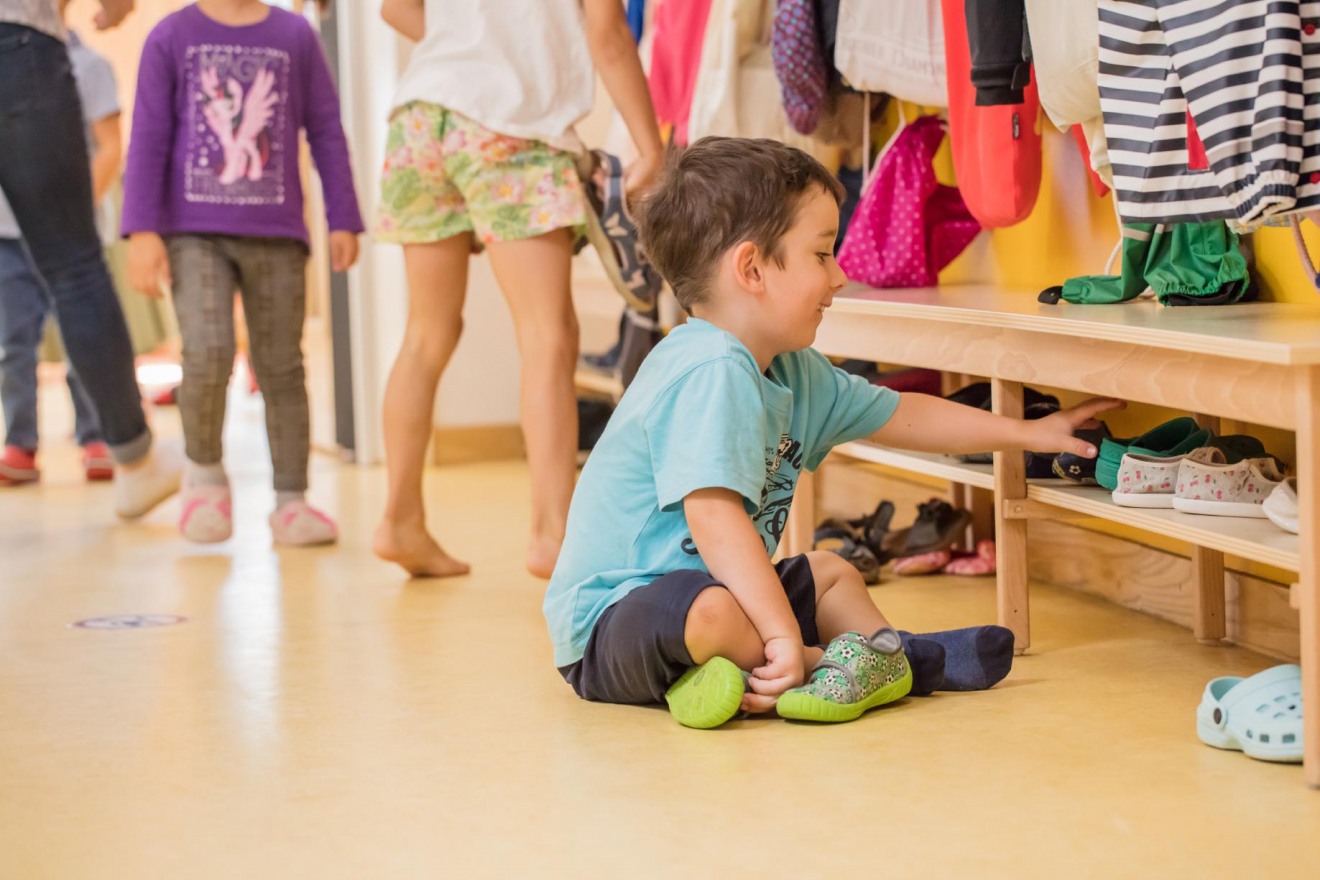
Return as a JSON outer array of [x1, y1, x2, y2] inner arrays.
[[167, 235, 310, 493]]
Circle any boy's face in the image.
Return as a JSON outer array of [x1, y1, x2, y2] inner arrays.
[[759, 188, 848, 351]]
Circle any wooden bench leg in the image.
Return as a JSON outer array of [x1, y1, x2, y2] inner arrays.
[[1192, 547, 1227, 644], [1297, 367, 1319, 788], [784, 467, 818, 560], [992, 378, 1029, 655]]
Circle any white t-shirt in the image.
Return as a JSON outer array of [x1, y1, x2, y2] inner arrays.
[[391, 0, 594, 153]]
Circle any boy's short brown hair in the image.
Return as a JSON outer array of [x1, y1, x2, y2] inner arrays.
[[634, 137, 844, 313]]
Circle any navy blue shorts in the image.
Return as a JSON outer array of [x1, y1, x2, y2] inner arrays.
[[558, 554, 820, 705]]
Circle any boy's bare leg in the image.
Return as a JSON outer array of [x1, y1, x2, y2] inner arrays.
[[805, 550, 891, 641], [486, 229, 579, 579], [682, 586, 780, 713], [373, 235, 473, 578]]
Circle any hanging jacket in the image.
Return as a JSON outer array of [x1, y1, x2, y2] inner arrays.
[[1100, 0, 1320, 228], [966, 0, 1031, 106], [834, 0, 947, 107], [1023, 0, 1110, 185], [771, 0, 830, 134], [942, 0, 1042, 227], [648, 0, 715, 145]]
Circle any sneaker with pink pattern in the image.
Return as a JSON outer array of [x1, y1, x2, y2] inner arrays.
[[1172, 449, 1286, 518], [270, 501, 338, 546], [1112, 447, 1222, 509], [179, 485, 233, 543]]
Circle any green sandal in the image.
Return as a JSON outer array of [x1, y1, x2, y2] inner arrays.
[[777, 629, 913, 723], [665, 657, 746, 729]]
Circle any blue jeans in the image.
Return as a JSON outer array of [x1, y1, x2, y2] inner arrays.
[[0, 25, 149, 463], [0, 238, 103, 449]]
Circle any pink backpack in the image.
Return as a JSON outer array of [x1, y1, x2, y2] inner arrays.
[[838, 115, 981, 288]]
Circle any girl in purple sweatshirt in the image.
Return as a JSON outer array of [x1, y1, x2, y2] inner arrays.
[[122, 0, 363, 546]]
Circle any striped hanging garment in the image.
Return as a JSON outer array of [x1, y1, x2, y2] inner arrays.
[[1099, 0, 1320, 228]]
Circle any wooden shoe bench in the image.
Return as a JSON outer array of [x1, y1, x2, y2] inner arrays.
[[780, 284, 1320, 788]]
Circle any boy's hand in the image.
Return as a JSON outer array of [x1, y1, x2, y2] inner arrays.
[[126, 233, 170, 299], [1023, 398, 1126, 456], [741, 636, 806, 712], [329, 231, 359, 273]]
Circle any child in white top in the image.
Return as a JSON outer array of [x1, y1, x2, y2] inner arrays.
[[374, 0, 664, 579]]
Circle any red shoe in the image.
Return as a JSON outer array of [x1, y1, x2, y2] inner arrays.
[[82, 441, 115, 482], [0, 445, 39, 486], [150, 385, 178, 407]]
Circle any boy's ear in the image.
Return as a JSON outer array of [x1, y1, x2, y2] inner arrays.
[[731, 240, 765, 292]]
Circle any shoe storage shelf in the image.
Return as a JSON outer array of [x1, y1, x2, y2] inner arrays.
[[573, 368, 624, 403], [783, 284, 1320, 788]]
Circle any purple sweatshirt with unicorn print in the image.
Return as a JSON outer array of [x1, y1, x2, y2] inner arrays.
[[121, 3, 362, 243]]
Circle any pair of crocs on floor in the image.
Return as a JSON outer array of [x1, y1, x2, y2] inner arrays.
[[664, 628, 913, 729], [1198, 664, 1303, 763]]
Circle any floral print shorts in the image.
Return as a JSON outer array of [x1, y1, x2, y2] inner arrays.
[[375, 102, 588, 246]]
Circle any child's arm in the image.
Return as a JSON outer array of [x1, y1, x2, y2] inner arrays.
[[582, 0, 665, 196], [93, 0, 134, 31], [302, 26, 365, 272], [122, 32, 176, 298], [89, 113, 122, 205], [685, 488, 805, 704], [380, 0, 424, 42], [869, 393, 1124, 457]]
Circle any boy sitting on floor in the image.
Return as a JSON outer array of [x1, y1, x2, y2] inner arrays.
[[543, 138, 1119, 728]]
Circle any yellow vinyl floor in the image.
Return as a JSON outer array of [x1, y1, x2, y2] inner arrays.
[[1, 378, 1319, 879]]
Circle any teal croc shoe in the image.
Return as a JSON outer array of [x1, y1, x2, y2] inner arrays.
[[1197, 664, 1303, 763], [1096, 417, 1209, 491], [777, 628, 913, 723]]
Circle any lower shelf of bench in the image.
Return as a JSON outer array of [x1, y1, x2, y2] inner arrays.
[[830, 442, 1300, 572]]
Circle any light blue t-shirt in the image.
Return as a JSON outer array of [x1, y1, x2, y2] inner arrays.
[[543, 318, 900, 667], [0, 31, 119, 240]]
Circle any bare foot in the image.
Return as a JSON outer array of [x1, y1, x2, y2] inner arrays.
[[526, 535, 562, 580], [373, 520, 470, 578]]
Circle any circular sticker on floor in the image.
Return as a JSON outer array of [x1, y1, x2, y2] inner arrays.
[[70, 614, 187, 630]]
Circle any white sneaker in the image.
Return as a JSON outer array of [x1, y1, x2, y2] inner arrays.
[[1171, 451, 1285, 518], [113, 439, 183, 520], [1262, 477, 1299, 534]]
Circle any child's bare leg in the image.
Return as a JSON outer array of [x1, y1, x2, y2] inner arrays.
[[804, 550, 954, 694], [683, 587, 780, 713], [373, 235, 472, 578], [683, 586, 766, 669], [486, 230, 579, 578], [805, 550, 891, 641]]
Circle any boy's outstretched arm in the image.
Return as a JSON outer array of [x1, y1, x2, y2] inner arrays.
[[685, 488, 805, 710], [380, 0, 424, 42], [870, 393, 1125, 457], [582, 0, 665, 196]]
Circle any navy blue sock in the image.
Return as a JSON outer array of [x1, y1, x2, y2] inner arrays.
[[901, 637, 945, 696], [899, 626, 1014, 691]]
